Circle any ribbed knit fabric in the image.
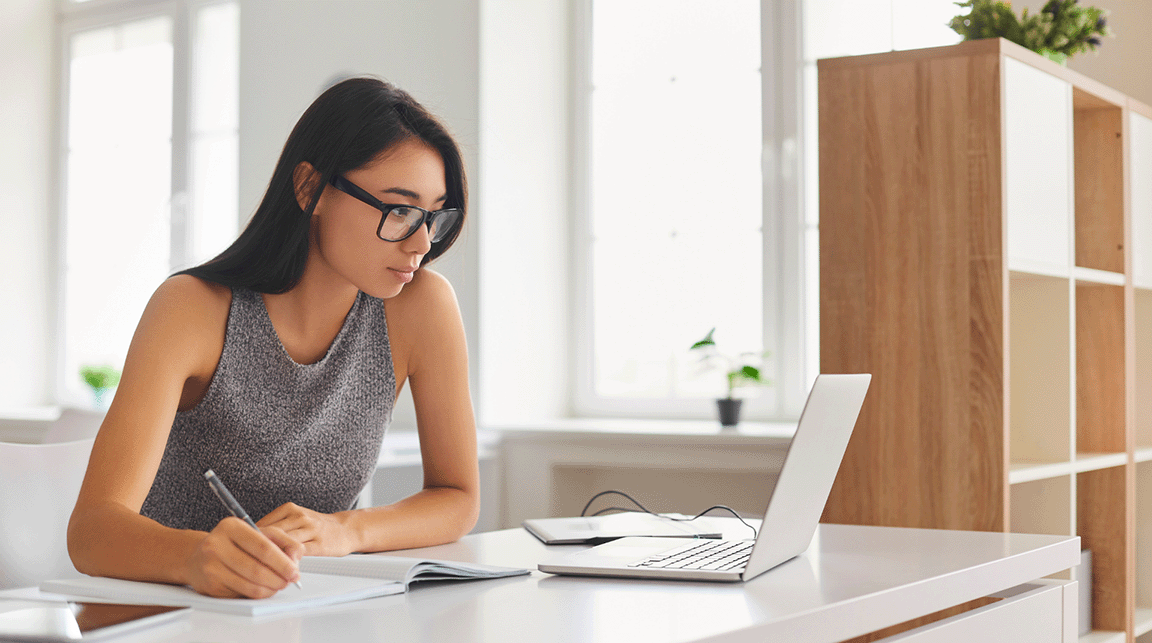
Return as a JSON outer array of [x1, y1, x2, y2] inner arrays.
[[140, 287, 395, 532]]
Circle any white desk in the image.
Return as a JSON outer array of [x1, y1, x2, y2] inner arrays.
[[6, 522, 1080, 643]]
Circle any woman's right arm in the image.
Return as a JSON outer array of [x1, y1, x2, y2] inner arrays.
[[67, 276, 302, 598]]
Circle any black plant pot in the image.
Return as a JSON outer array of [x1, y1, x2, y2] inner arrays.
[[716, 398, 743, 427]]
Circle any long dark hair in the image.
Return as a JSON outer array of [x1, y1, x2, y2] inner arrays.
[[179, 77, 467, 293]]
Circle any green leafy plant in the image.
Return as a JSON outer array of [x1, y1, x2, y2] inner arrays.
[[80, 365, 121, 391], [689, 328, 770, 399], [948, 0, 1111, 64]]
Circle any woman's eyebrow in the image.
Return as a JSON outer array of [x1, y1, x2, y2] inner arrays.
[[382, 187, 448, 203]]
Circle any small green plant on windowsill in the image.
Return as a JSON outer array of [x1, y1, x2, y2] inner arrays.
[[80, 364, 121, 409], [690, 328, 771, 427], [948, 0, 1112, 65]]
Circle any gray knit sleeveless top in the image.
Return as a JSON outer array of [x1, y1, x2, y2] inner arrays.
[[140, 287, 395, 531]]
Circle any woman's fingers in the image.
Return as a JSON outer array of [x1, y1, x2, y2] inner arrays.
[[253, 503, 352, 557], [262, 525, 306, 562], [203, 559, 280, 599], [257, 503, 318, 541], [223, 519, 302, 583], [255, 502, 304, 527], [187, 517, 302, 598]]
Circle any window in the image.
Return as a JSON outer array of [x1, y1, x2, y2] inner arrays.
[[576, 0, 781, 419], [575, 0, 968, 421], [58, 0, 238, 406]]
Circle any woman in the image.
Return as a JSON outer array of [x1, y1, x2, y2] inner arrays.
[[67, 77, 479, 599]]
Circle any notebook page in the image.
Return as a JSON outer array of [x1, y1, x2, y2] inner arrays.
[[299, 555, 530, 586], [299, 556, 420, 582], [41, 573, 403, 616]]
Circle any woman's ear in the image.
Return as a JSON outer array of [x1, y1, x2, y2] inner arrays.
[[292, 161, 322, 212]]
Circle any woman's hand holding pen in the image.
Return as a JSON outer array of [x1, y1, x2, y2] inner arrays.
[[184, 517, 304, 599], [258, 502, 356, 557]]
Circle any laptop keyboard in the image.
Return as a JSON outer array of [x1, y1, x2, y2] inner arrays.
[[628, 539, 754, 572]]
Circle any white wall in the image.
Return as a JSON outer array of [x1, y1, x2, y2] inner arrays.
[[0, 0, 54, 408], [239, 0, 574, 428], [1066, 0, 1152, 108], [478, 0, 572, 422], [1011, 0, 1152, 107], [238, 0, 481, 430]]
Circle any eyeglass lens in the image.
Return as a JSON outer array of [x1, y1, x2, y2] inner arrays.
[[379, 207, 462, 243]]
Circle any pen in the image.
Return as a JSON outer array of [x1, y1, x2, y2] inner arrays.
[[203, 469, 303, 589]]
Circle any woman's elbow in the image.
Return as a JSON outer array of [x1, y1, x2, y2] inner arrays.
[[455, 486, 481, 536], [66, 509, 100, 576]]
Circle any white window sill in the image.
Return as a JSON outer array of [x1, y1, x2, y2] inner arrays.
[[484, 418, 796, 444]]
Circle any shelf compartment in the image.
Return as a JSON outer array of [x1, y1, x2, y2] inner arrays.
[[1010, 273, 1072, 465], [1074, 453, 1129, 474], [1077, 283, 1126, 454], [1009, 460, 1074, 485], [1137, 290, 1152, 450], [1131, 111, 1152, 289], [1005, 56, 1072, 274], [1138, 606, 1152, 637], [1137, 463, 1152, 631], [1083, 631, 1126, 643], [1079, 466, 1131, 634], [1073, 267, 1125, 286], [1073, 94, 1124, 273], [1008, 259, 1070, 279], [1011, 475, 1073, 537]]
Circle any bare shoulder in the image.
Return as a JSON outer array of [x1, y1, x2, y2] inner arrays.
[[385, 268, 461, 326], [135, 275, 232, 365], [383, 268, 465, 379], [153, 274, 231, 313], [146, 274, 231, 329]]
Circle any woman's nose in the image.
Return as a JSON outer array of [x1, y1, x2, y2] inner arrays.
[[403, 221, 433, 255]]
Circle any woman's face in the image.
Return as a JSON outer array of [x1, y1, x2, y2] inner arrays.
[[310, 137, 448, 299]]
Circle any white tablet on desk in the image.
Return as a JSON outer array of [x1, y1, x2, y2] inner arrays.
[[0, 600, 188, 642], [524, 512, 723, 545]]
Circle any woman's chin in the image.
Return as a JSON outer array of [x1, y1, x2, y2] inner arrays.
[[359, 280, 406, 300]]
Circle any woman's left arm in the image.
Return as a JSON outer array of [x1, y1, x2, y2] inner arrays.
[[258, 270, 480, 554]]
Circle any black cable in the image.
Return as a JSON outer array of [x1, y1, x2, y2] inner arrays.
[[589, 506, 649, 517], [580, 489, 758, 538], [580, 489, 648, 517]]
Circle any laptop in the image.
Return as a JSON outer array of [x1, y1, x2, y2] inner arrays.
[[537, 373, 871, 582]]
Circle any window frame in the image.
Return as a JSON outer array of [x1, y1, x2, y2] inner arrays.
[[569, 0, 810, 421], [53, 0, 235, 406]]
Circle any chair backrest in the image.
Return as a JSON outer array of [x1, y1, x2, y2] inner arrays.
[[0, 437, 95, 589], [42, 408, 103, 444]]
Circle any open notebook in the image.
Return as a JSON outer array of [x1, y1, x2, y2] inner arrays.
[[41, 556, 527, 617], [297, 554, 529, 587]]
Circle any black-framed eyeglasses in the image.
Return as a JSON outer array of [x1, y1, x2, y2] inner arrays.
[[329, 174, 462, 243]]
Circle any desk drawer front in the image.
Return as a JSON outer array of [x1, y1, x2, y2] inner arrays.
[[880, 582, 1069, 643]]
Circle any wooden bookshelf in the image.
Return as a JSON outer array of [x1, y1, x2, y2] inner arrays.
[[818, 38, 1152, 642]]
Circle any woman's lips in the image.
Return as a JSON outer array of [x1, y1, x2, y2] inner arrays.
[[389, 267, 415, 284]]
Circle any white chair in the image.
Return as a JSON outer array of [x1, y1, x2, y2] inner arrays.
[[0, 436, 95, 589]]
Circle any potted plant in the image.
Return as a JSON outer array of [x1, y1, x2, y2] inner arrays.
[[80, 365, 121, 410], [689, 328, 770, 427], [948, 0, 1112, 65]]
